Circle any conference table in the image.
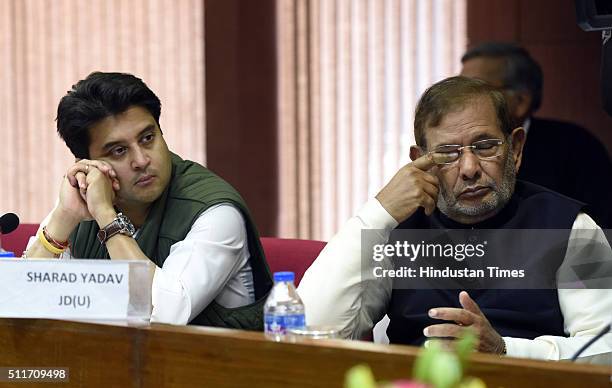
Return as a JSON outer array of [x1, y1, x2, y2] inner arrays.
[[0, 318, 609, 387]]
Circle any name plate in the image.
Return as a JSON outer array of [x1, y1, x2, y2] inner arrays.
[[0, 259, 131, 320]]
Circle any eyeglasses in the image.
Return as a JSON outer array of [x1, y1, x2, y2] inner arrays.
[[426, 138, 505, 165]]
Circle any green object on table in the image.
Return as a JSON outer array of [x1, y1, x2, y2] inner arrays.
[[344, 331, 480, 388], [455, 331, 477, 364], [345, 364, 378, 388], [413, 331, 477, 388], [414, 341, 461, 388]]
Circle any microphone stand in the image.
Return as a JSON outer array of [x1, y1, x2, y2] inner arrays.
[[601, 29, 612, 116]]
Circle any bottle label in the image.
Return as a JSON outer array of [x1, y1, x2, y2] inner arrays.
[[264, 314, 306, 335]]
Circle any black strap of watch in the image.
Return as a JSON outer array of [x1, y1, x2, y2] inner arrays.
[[97, 212, 136, 245]]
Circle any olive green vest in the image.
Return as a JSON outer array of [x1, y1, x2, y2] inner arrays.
[[69, 153, 272, 330]]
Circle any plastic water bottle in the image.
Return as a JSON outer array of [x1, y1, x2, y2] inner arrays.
[[264, 271, 306, 341]]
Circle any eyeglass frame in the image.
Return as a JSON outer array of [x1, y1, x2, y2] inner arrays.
[[422, 138, 507, 166]]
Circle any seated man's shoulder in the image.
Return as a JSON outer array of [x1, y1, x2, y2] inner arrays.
[[532, 117, 607, 149], [516, 180, 586, 209], [170, 153, 211, 180], [169, 155, 237, 198], [532, 117, 585, 131], [530, 118, 611, 171]]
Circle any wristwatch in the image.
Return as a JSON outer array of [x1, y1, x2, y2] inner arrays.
[[97, 212, 136, 245]]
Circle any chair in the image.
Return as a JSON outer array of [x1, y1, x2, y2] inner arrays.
[[1, 223, 38, 257], [260, 237, 326, 286], [2, 227, 326, 286], [259, 237, 378, 340]]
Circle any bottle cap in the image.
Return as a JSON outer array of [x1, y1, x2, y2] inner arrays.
[[273, 271, 295, 283]]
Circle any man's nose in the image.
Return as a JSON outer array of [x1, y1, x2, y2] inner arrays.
[[458, 149, 482, 181], [131, 147, 151, 170]]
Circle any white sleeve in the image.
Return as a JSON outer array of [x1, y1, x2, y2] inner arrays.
[[503, 212, 612, 364], [298, 198, 398, 339], [150, 203, 250, 325]]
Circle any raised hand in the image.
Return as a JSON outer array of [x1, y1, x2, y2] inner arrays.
[[82, 163, 118, 222], [66, 159, 120, 201], [47, 160, 119, 238], [375, 154, 439, 223]]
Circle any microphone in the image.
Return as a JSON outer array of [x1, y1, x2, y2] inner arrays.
[[0, 213, 19, 234], [570, 323, 611, 361]]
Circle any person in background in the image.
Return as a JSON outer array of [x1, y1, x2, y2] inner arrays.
[[298, 76, 612, 363], [25, 72, 272, 328], [460, 42, 612, 228]]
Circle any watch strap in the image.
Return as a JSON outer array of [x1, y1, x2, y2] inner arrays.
[[97, 213, 134, 245]]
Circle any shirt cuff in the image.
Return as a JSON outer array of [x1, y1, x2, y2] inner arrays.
[[357, 198, 399, 233], [503, 336, 555, 360]]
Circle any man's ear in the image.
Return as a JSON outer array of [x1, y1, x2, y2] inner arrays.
[[509, 127, 526, 171], [509, 90, 532, 123], [409, 145, 423, 161]]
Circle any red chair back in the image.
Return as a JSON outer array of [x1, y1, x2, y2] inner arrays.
[[1, 223, 39, 257], [260, 237, 326, 286], [0, 228, 327, 284]]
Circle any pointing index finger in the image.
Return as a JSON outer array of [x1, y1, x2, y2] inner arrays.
[[410, 153, 437, 171]]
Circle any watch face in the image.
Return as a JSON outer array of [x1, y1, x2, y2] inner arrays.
[[117, 213, 136, 236]]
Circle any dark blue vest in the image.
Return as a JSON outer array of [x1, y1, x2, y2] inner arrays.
[[386, 180, 585, 345]]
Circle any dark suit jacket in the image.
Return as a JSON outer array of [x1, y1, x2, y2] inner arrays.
[[518, 117, 612, 228]]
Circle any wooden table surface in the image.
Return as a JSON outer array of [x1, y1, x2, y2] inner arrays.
[[0, 318, 609, 387]]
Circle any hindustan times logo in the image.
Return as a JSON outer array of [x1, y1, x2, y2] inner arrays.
[[372, 240, 487, 262]]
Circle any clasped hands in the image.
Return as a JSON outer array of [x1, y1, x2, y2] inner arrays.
[[423, 291, 505, 354], [59, 159, 120, 224]]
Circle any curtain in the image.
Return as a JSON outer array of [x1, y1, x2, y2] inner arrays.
[[277, 0, 466, 240], [0, 0, 205, 224]]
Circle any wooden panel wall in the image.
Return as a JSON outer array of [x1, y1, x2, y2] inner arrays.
[[204, 0, 278, 236]]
